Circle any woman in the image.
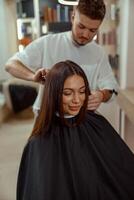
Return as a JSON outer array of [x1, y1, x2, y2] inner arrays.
[[17, 60, 134, 200]]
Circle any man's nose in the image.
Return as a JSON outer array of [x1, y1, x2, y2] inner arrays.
[[82, 29, 90, 39]]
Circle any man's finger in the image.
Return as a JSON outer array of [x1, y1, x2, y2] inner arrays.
[[88, 95, 95, 100]]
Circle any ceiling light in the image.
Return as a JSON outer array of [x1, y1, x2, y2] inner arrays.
[[58, 0, 79, 6]]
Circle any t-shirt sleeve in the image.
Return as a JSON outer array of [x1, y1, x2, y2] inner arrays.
[[97, 50, 119, 92], [10, 37, 44, 71]]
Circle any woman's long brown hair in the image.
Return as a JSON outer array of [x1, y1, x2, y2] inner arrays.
[[30, 60, 90, 139]]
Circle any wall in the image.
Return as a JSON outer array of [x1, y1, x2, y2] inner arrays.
[[118, 0, 134, 146], [119, 0, 134, 88], [127, 0, 134, 87], [0, 0, 18, 81]]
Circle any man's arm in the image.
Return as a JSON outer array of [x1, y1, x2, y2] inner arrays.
[[87, 49, 118, 111], [5, 59, 35, 81], [5, 59, 47, 84]]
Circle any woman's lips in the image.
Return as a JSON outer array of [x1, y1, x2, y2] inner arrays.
[[69, 106, 81, 111]]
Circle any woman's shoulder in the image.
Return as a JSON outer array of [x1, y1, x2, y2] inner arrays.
[[85, 111, 111, 125], [24, 135, 43, 152]]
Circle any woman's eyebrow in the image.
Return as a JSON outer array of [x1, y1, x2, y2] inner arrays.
[[63, 86, 86, 90], [80, 86, 86, 89]]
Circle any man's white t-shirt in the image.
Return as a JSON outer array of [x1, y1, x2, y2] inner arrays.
[[11, 31, 118, 111]]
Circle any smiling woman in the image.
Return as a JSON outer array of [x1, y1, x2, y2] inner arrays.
[[31, 60, 90, 134], [17, 60, 134, 200]]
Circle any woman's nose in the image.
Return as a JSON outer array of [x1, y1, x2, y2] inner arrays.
[[72, 94, 80, 103]]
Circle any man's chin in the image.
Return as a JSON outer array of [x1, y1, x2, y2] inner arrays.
[[75, 39, 90, 46]]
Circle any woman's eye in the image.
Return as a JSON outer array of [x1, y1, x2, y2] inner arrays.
[[80, 90, 85, 94], [63, 92, 71, 96]]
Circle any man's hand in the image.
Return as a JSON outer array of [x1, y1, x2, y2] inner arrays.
[[33, 68, 50, 84], [87, 91, 103, 111], [87, 90, 113, 110]]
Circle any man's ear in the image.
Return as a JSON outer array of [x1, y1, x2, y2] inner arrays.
[[71, 9, 76, 22]]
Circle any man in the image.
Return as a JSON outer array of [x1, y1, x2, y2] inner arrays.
[[5, 0, 118, 114]]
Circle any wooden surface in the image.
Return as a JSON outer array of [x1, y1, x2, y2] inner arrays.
[[117, 88, 134, 125]]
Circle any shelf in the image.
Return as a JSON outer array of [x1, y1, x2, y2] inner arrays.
[[42, 21, 71, 34]]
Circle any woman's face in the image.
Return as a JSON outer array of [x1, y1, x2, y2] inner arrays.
[[62, 74, 86, 116]]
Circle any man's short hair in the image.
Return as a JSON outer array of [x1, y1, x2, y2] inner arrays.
[[77, 0, 106, 20]]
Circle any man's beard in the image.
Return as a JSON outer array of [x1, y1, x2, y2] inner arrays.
[[71, 32, 89, 47], [73, 39, 86, 46]]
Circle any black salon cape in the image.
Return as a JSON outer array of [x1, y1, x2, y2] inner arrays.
[[17, 112, 134, 200]]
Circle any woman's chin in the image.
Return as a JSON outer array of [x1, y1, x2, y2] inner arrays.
[[68, 109, 80, 116]]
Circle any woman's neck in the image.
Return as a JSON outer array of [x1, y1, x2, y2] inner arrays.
[[55, 112, 76, 118]]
